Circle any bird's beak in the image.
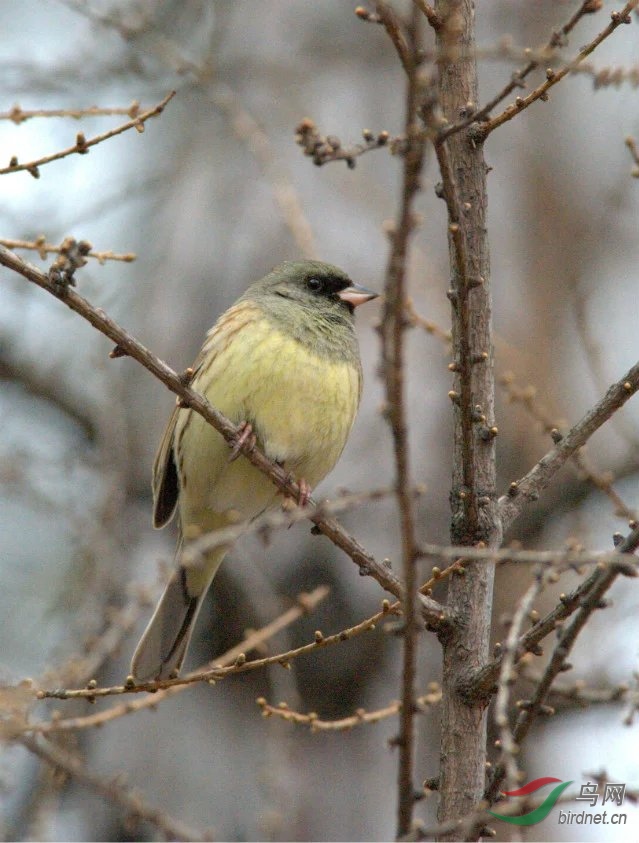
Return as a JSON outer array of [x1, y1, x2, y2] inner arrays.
[[337, 284, 379, 308]]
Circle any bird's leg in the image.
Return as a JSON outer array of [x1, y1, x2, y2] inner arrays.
[[228, 421, 257, 462], [297, 478, 311, 507], [278, 464, 312, 510]]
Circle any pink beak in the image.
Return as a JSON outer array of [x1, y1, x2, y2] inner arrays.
[[337, 283, 379, 308]]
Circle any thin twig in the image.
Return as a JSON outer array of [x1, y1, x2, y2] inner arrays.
[[33, 561, 460, 709], [256, 685, 442, 732], [0, 91, 175, 178], [499, 360, 639, 533], [295, 118, 401, 169], [20, 735, 208, 841], [0, 102, 143, 124], [466, 524, 639, 704], [521, 671, 632, 709], [477, 1, 639, 139], [24, 586, 331, 730], [376, 6, 427, 836], [418, 541, 639, 572], [439, 0, 605, 141], [493, 568, 546, 795], [0, 237, 135, 264], [35, 588, 398, 701], [376, 1, 412, 75], [0, 243, 447, 629], [412, 0, 441, 30], [485, 529, 639, 803], [626, 136, 639, 177], [499, 370, 638, 521], [405, 299, 452, 346]]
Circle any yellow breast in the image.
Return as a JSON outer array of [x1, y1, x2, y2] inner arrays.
[[174, 304, 361, 532]]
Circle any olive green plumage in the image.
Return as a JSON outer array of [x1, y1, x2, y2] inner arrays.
[[240, 261, 362, 363], [131, 260, 377, 681]]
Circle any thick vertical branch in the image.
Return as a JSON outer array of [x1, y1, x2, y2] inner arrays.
[[434, 1, 501, 836], [377, 3, 426, 837]]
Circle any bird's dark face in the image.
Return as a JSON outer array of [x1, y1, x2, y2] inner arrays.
[[258, 260, 378, 315]]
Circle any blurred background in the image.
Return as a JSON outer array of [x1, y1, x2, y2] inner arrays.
[[0, 1, 638, 840]]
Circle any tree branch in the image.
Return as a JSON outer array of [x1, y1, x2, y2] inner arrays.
[[465, 525, 639, 705], [477, 1, 638, 139], [433, 0, 500, 833], [0, 101, 145, 123], [499, 360, 639, 534], [256, 685, 441, 732], [20, 735, 208, 841], [0, 91, 175, 178], [438, 0, 606, 141], [485, 527, 639, 803], [0, 236, 135, 264], [376, 5, 428, 835]]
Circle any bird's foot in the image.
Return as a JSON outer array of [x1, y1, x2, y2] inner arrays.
[[297, 478, 311, 507], [281, 477, 311, 510], [229, 421, 257, 462]]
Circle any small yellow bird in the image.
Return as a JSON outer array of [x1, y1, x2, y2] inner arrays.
[[131, 260, 378, 681]]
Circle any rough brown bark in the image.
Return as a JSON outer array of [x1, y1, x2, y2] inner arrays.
[[434, 1, 501, 836]]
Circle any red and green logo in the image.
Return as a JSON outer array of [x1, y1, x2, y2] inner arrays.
[[489, 777, 573, 826]]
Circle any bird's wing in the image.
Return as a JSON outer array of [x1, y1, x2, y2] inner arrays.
[[152, 404, 180, 528], [151, 333, 223, 529]]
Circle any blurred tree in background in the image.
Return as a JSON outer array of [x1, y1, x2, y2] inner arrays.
[[0, 1, 638, 841]]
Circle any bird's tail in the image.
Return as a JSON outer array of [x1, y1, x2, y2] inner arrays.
[[131, 546, 225, 682]]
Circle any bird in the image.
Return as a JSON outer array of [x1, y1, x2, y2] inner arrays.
[[131, 260, 378, 681]]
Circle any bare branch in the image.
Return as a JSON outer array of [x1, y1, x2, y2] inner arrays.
[[295, 118, 401, 169], [439, 0, 605, 140], [377, 7, 428, 830], [493, 568, 547, 794], [256, 685, 442, 732], [20, 735, 208, 841], [477, 1, 639, 139], [499, 370, 638, 521], [0, 101, 143, 123], [375, 1, 412, 75], [466, 525, 639, 705], [23, 586, 330, 731], [418, 541, 639, 572], [0, 236, 135, 264], [626, 136, 639, 177], [34, 559, 459, 709], [412, 0, 441, 30], [499, 360, 639, 533], [0, 91, 175, 178], [36, 588, 396, 701]]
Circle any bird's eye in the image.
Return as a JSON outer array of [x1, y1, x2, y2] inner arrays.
[[307, 278, 323, 292]]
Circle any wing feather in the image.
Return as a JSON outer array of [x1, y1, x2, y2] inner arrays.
[[152, 405, 180, 528]]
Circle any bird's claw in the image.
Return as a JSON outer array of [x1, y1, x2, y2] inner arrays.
[[229, 421, 256, 462], [297, 478, 311, 507], [281, 476, 311, 510]]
